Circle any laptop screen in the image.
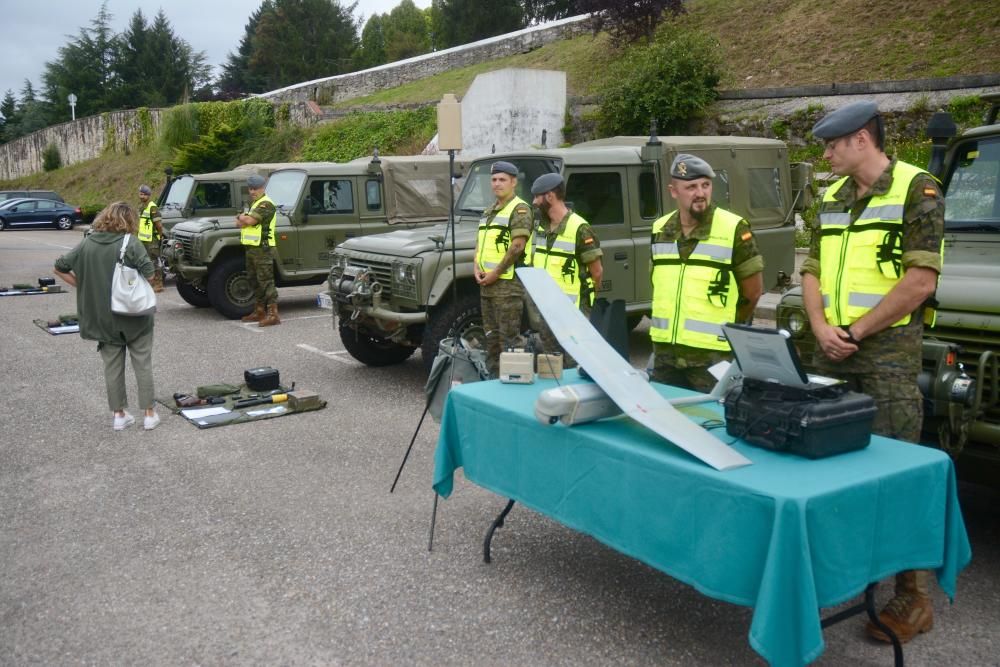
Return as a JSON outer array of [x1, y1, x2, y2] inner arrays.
[[721, 323, 811, 387]]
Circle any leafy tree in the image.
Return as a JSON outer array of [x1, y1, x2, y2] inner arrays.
[[522, 0, 580, 23], [433, 0, 524, 49], [358, 14, 387, 68], [218, 0, 275, 96], [578, 0, 684, 44], [383, 0, 431, 63], [11, 80, 51, 137], [1, 90, 19, 142], [42, 143, 63, 171], [596, 28, 721, 136], [248, 0, 360, 91]]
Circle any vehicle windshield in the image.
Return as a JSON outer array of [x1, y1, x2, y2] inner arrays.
[[944, 136, 1000, 231], [455, 158, 563, 216], [266, 171, 307, 209], [163, 176, 194, 208]]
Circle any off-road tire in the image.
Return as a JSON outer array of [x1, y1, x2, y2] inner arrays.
[[175, 277, 211, 308], [339, 323, 416, 366], [55, 216, 74, 231], [420, 290, 484, 373], [207, 255, 254, 319]]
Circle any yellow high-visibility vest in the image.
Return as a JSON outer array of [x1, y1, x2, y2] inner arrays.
[[138, 201, 158, 242], [818, 160, 939, 327], [649, 207, 743, 351], [240, 195, 277, 247], [476, 196, 530, 280], [530, 212, 593, 307]]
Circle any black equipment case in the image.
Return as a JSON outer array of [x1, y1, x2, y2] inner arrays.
[[723, 379, 877, 458], [244, 367, 280, 391]]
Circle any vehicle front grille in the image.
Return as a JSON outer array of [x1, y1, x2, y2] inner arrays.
[[347, 259, 393, 299], [174, 232, 196, 261]]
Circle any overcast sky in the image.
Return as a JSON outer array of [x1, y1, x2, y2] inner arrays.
[[1, 0, 431, 109]]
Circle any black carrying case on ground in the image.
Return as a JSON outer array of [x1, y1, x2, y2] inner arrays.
[[723, 378, 877, 458], [244, 367, 280, 391]]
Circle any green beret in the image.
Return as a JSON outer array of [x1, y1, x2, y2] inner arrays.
[[812, 101, 880, 139], [670, 153, 715, 180]]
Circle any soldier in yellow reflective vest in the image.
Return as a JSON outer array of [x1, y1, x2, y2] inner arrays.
[[649, 154, 764, 391], [137, 185, 165, 293], [526, 172, 603, 365], [474, 161, 534, 377], [235, 174, 280, 327], [803, 101, 944, 644]]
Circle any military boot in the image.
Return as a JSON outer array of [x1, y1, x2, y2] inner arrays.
[[866, 570, 933, 643], [242, 304, 265, 323], [259, 303, 281, 327]]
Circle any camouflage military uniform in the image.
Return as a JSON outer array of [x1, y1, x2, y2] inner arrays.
[[480, 197, 534, 377], [651, 205, 763, 392], [141, 203, 164, 289], [526, 209, 603, 366], [245, 198, 279, 307], [801, 158, 944, 442]]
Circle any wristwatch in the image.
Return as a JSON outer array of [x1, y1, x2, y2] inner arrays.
[[840, 324, 861, 346]]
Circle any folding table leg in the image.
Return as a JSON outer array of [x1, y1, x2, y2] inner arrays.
[[483, 499, 516, 564]]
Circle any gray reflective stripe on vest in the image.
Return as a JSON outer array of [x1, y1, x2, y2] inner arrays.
[[481, 260, 500, 270], [650, 316, 670, 330], [652, 242, 679, 256], [848, 292, 884, 308], [693, 242, 733, 261], [859, 204, 904, 220], [535, 238, 576, 254], [684, 318, 724, 338], [819, 212, 851, 226]]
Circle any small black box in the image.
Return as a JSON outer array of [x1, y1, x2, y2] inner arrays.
[[244, 367, 280, 391], [724, 379, 877, 458], [38, 277, 56, 287]]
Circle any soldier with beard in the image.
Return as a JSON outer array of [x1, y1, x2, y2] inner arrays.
[[648, 154, 764, 391]]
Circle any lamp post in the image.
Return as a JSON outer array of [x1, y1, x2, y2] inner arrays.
[[67, 93, 77, 121]]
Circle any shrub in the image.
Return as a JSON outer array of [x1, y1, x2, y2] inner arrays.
[[42, 143, 62, 171], [596, 28, 721, 136], [299, 107, 437, 162]]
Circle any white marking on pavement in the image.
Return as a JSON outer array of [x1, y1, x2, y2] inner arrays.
[[7, 233, 75, 249], [297, 343, 355, 365]]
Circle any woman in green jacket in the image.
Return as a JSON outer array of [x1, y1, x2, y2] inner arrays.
[[54, 202, 160, 431]]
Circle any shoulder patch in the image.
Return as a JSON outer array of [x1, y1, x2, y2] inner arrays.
[[515, 204, 530, 214], [923, 186, 938, 197], [741, 231, 753, 242], [583, 237, 594, 245]]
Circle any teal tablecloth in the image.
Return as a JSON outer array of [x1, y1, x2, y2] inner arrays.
[[432, 373, 971, 667]]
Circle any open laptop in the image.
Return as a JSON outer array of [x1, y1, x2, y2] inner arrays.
[[721, 323, 844, 389]]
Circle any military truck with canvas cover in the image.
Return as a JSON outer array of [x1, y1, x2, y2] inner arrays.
[[162, 155, 466, 318], [776, 94, 1000, 485], [327, 135, 813, 369]]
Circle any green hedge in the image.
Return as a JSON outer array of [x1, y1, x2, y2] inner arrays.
[[300, 108, 437, 162]]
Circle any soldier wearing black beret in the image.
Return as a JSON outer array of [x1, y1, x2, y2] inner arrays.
[[474, 161, 534, 376], [802, 101, 945, 643], [137, 184, 165, 292], [648, 154, 763, 392]]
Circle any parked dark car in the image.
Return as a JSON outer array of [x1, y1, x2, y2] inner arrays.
[[0, 190, 64, 203], [0, 198, 83, 231]]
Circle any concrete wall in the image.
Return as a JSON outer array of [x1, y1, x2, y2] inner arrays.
[[260, 15, 590, 105], [0, 109, 161, 181]]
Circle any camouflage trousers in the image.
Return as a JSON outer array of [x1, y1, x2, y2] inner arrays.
[[245, 245, 278, 307], [829, 371, 924, 443], [142, 240, 162, 284], [650, 342, 729, 393], [480, 280, 526, 377]]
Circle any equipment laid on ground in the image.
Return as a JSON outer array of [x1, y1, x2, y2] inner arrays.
[[287, 390, 321, 411], [233, 393, 288, 409], [244, 367, 280, 391], [720, 324, 876, 458], [33, 313, 79, 335], [173, 393, 227, 408], [157, 376, 324, 429]]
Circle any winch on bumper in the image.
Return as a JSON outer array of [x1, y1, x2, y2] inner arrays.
[[328, 265, 428, 331]]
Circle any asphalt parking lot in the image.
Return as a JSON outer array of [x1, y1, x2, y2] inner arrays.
[[2, 228, 998, 666]]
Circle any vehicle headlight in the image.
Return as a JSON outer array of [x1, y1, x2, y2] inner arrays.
[[393, 261, 417, 285], [786, 310, 805, 335]]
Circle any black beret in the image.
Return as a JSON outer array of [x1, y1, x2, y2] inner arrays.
[[670, 153, 716, 180], [138, 185, 152, 195], [490, 161, 518, 176], [247, 174, 267, 188], [531, 173, 563, 196], [812, 101, 880, 140]]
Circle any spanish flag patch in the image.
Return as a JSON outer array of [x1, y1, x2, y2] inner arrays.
[[741, 231, 753, 242], [584, 237, 594, 244], [923, 186, 938, 197]]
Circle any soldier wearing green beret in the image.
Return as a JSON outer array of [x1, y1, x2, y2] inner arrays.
[[235, 174, 280, 327], [474, 161, 534, 377], [649, 154, 764, 391], [802, 101, 945, 644]]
